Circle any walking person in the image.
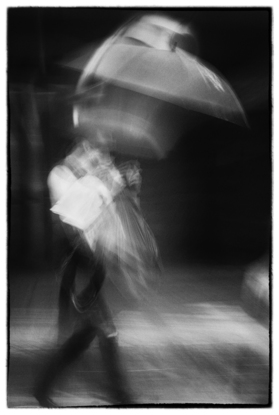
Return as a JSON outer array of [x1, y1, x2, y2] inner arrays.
[[34, 136, 160, 406]]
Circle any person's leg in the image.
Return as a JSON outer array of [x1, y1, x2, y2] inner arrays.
[[98, 329, 134, 405], [35, 322, 97, 407], [72, 252, 106, 313], [57, 248, 78, 342], [97, 293, 134, 405]]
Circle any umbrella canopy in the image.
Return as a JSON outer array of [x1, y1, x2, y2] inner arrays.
[[70, 14, 248, 159], [77, 14, 248, 127]]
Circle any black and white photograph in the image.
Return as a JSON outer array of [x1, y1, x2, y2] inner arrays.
[[7, 5, 272, 408]]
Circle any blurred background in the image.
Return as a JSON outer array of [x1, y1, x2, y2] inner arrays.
[[7, 7, 271, 406]]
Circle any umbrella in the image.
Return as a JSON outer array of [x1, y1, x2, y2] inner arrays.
[[72, 15, 248, 158], [77, 15, 247, 126]]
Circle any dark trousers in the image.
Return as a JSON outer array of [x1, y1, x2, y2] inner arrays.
[[35, 238, 133, 405], [57, 243, 105, 340], [36, 314, 132, 405]]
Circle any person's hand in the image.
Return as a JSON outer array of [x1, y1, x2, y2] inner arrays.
[[119, 162, 141, 188]]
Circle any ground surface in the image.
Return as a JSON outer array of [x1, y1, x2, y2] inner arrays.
[[7, 263, 270, 407]]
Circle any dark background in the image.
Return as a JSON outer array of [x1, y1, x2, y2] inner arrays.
[[8, 7, 272, 271]]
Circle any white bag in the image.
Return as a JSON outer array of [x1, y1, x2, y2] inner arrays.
[[50, 173, 112, 231]]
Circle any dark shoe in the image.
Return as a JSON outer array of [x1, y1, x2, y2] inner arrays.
[[111, 390, 136, 406], [34, 390, 59, 408]]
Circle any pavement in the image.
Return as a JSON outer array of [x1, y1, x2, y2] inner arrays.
[[7, 263, 270, 407]]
